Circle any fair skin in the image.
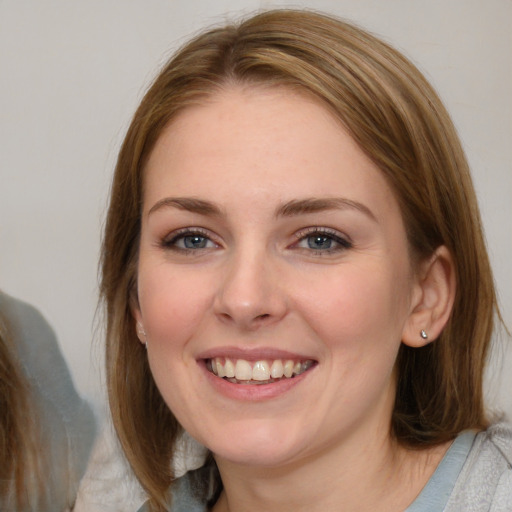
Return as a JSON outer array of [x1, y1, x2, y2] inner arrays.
[[134, 86, 455, 511]]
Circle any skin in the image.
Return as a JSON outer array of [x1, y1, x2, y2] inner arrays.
[[134, 86, 455, 511]]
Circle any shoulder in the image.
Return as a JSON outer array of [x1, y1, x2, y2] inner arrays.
[[446, 422, 512, 511], [0, 291, 65, 380], [0, 291, 54, 344], [0, 291, 88, 410], [1, 291, 85, 401], [484, 422, 512, 459]]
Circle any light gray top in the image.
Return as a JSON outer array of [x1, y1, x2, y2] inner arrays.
[[0, 292, 96, 511], [443, 422, 512, 512], [406, 430, 477, 511], [137, 422, 512, 512]]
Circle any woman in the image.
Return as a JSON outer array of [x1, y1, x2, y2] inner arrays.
[[101, 9, 511, 512], [0, 291, 96, 510]]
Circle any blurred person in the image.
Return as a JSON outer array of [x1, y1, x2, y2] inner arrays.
[[0, 291, 96, 511]]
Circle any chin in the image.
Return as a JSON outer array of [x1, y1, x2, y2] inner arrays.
[[205, 421, 309, 468]]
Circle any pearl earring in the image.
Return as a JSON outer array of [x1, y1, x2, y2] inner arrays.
[[136, 322, 147, 345], [420, 329, 428, 340]]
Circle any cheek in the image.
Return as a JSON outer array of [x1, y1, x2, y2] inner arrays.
[[295, 263, 410, 354], [137, 261, 214, 348], [137, 265, 211, 418], [298, 267, 409, 411]]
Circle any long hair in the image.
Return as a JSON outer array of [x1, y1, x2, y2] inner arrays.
[[101, 9, 498, 510], [0, 313, 45, 509]]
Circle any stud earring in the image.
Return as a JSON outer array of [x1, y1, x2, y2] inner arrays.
[[420, 329, 428, 340], [136, 322, 147, 345]]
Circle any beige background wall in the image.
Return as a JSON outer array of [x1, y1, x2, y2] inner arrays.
[[1, 0, 510, 418]]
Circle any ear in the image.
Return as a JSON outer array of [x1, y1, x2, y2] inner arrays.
[[130, 295, 147, 345], [402, 245, 456, 347]]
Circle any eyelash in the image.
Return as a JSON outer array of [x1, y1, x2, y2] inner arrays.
[[293, 227, 352, 255], [160, 227, 352, 256], [161, 228, 218, 253]]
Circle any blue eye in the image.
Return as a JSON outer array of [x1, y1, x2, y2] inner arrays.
[[306, 235, 335, 250], [295, 228, 352, 254], [162, 229, 217, 251], [181, 235, 209, 249]]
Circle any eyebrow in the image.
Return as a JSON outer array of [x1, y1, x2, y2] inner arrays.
[[148, 197, 222, 217], [148, 196, 376, 221], [276, 198, 377, 221]]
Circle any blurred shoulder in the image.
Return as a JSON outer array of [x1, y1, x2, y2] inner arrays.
[[0, 290, 75, 394], [0, 290, 55, 342]]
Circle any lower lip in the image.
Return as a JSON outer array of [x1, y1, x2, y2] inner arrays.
[[200, 361, 315, 401]]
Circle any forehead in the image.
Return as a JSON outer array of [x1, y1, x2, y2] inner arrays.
[[142, 85, 400, 221]]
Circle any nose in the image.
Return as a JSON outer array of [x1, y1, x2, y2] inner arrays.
[[213, 248, 287, 330]]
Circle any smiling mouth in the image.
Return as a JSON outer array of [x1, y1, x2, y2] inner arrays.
[[206, 357, 316, 385]]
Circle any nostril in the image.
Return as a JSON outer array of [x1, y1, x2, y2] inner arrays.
[[255, 314, 270, 321]]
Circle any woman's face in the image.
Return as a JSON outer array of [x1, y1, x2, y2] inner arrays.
[[135, 86, 421, 469]]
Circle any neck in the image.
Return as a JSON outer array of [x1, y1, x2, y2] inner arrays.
[[212, 423, 449, 512]]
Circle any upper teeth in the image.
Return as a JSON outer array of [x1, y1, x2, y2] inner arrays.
[[209, 357, 314, 381]]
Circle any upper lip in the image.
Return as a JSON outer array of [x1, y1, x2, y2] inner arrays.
[[197, 346, 316, 362]]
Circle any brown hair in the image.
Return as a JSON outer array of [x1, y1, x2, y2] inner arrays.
[[0, 314, 45, 509], [101, 9, 498, 510]]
